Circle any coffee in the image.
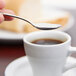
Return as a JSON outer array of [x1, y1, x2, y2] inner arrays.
[[31, 39, 63, 45]]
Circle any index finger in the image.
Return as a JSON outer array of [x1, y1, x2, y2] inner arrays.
[[0, 0, 5, 9]]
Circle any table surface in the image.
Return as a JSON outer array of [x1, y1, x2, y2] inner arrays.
[[0, 43, 25, 76], [0, 42, 76, 76]]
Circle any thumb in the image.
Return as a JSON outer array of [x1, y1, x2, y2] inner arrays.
[[0, 13, 4, 23], [1, 9, 14, 21]]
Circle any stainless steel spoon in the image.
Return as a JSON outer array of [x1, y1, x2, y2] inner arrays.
[[0, 12, 61, 30]]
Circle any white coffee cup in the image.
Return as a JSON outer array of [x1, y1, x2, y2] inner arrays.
[[23, 30, 76, 76]]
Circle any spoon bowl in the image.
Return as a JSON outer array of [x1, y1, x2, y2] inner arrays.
[[34, 23, 61, 30]]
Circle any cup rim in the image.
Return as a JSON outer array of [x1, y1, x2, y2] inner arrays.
[[23, 30, 71, 47]]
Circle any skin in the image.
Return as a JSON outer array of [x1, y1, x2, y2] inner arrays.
[[0, 0, 14, 23]]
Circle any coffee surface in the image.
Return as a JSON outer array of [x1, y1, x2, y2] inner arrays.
[[31, 39, 63, 45]]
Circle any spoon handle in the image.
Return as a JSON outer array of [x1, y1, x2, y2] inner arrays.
[[0, 12, 61, 30], [0, 12, 34, 26]]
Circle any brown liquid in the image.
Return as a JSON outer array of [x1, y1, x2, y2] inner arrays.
[[31, 39, 63, 45]]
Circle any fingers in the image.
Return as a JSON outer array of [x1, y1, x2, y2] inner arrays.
[[0, 0, 5, 9], [0, 13, 4, 23], [0, 0, 14, 22], [0, 0, 5, 23], [1, 9, 14, 21]]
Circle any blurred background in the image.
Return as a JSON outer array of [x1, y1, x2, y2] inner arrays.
[[0, 0, 76, 46]]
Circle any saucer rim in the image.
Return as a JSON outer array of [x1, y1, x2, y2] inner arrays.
[[5, 56, 27, 76], [5, 56, 76, 76]]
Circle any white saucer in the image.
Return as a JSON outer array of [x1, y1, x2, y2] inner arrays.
[[5, 56, 76, 76]]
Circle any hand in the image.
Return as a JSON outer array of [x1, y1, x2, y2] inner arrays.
[[0, 0, 14, 23]]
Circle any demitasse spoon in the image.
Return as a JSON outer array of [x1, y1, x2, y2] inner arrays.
[[0, 12, 61, 30]]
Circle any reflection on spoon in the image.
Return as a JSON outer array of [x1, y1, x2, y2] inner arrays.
[[0, 12, 61, 30]]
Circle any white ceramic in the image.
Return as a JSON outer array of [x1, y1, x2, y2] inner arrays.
[[23, 30, 76, 76], [5, 56, 76, 76], [0, 13, 74, 40]]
